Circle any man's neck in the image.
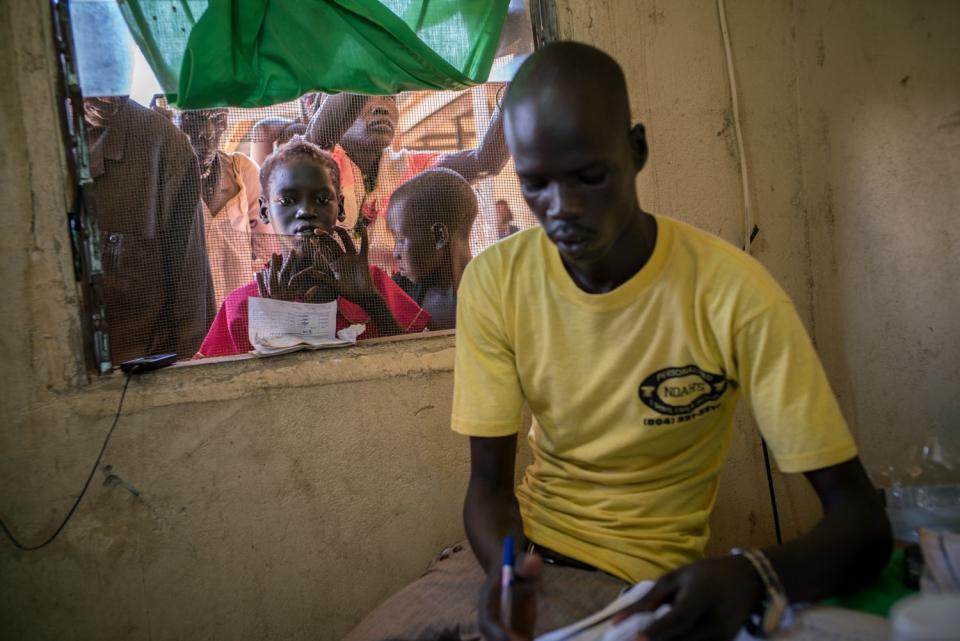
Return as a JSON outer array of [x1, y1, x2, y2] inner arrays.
[[562, 209, 657, 294]]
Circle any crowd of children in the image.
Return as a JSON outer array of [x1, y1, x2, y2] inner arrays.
[[196, 138, 439, 357], [186, 90, 506, 358], [89, 89, 506, 363]]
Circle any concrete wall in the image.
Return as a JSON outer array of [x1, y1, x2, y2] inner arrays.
[[0, 3, 470, 638], [2, 1, 958, 640], [794, 1, 960, 484], [1, 338, 470, 641]]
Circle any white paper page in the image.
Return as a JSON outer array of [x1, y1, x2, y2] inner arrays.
[[248, 296, 338, 345], [536, 582, 654, 641], [536, 581, 762, 641], [249, 324, 366, 357], [536, 586, 888, 641]]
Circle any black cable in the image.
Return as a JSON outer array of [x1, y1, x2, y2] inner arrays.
[[0, 373, 133, 551], [741, 224, 780, 543], [760, 438, 783, 545]]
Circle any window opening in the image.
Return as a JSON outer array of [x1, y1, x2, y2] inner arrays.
[[58, 0, 547, 370]]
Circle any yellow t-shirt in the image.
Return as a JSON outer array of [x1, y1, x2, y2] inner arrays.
[[451, 215, 857, 583]]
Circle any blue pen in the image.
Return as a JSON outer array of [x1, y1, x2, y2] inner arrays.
[[501, 535, 515, 627]]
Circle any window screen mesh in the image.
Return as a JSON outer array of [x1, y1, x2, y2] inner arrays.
[[80, 85, 535, 364], [70, 0, 535, 366]]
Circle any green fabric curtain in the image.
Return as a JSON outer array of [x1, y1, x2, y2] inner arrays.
[[118, 1, 208, 96], [119, 0, 510, 109]]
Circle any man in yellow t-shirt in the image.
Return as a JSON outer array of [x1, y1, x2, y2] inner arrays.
[[343, 42, 891, 641]]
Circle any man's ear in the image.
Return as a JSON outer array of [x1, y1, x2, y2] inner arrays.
[[629, 123, 649, 172], [431, 222, 449, 251], [258, 196, 270, 224], [337, 194, 346, 223]]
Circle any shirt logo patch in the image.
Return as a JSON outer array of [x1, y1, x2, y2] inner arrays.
[[639, 365, 727, 416]]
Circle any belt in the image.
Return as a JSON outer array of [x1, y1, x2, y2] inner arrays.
[[526, 542, 598, 572]]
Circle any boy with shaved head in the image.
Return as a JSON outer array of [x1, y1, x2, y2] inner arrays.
[[387, 168, 478, 330], [344, 42, 890, 641]]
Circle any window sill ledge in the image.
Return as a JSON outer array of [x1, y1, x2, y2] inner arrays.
[[66, 331, 457, 415]]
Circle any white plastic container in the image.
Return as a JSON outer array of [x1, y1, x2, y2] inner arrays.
[[891, 594, 960, 641]]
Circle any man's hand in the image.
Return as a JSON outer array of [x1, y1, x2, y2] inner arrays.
[[619, 556, 763, 641], [479, 553, 543, 641]]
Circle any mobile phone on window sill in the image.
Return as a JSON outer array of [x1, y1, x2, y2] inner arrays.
[[120, 353, 178, 374]]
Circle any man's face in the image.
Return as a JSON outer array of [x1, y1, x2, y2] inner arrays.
[[264, 159, 340, 237], [179, 109, 228, 167], [506, 100, 640, 264], [83, 96, 126, 129], [342, 96, 399, 152], [387, 198, 438, 284]]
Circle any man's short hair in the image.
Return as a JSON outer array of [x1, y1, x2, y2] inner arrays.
[[259, 136, 341, 195], [504, 41, 633, 138]]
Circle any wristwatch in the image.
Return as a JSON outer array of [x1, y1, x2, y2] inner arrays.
[[730, 548, 788, 637]]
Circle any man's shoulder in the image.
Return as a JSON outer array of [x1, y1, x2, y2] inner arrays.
[[124, 99, 180, 136], [135, 102, 197, 158], [460, 226, 544, 301], [661, 215, 791, 306], [469, 226, 544, 275], [662, 215, 741, 258]]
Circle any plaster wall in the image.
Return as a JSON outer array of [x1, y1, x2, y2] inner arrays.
[[793, 1, 960, 483], [1, 338, 471, 640], [0, 2, 472, 637]]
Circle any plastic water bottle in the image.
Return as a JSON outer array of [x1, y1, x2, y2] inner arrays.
[[885, 484, 960, 543], [879, 436, 960, 543]]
